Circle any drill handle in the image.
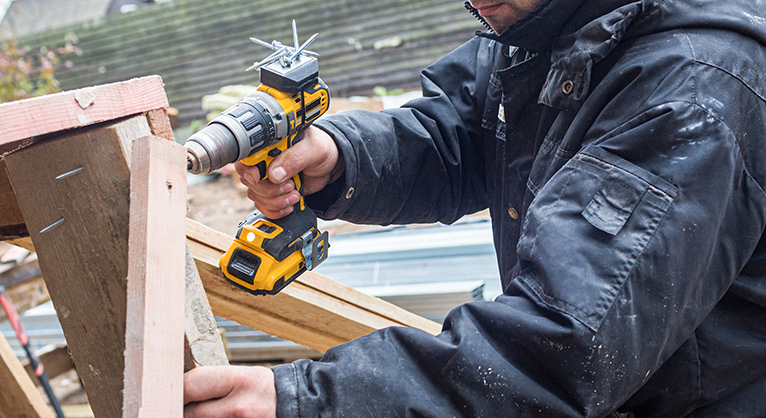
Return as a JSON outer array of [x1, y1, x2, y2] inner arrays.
[[240, 131, 308, 212]]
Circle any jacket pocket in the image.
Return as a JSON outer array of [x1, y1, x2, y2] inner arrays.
[[580, 155, 646, 236], [517, 146, 678, 331]]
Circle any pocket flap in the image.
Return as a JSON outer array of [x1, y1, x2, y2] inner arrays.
[[582, 171, 645, 235]]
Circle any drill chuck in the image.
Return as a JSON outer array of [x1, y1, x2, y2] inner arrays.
[[185, 91, 288, 174]]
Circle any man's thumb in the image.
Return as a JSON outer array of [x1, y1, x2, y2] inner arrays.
[[267, 139, 311, 183]]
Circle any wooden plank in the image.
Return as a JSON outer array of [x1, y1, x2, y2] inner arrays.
[[123, 135, 187, 418], [144, 108, 175, 143], [185, 219, 442, 351], [183, 244, 229, 371], [23, 344, 75, 384], [61, 405, 95, 418], [0, 332, 54, 418], [4, 116, 151, 418], [0, 76, 168, 154]]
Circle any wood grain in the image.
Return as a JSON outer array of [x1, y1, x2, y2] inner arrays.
[[123, 135, 187, 418], [0, 76, 168, 153], [183, 243, 229, 371]]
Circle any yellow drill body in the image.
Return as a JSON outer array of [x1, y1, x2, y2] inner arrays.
[[184, 27, 331, 295]]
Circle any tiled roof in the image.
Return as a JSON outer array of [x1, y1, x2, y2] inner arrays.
[[6, 0, 483, 126]]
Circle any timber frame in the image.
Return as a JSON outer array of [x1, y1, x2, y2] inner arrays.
[[0, 76, 441, 417]]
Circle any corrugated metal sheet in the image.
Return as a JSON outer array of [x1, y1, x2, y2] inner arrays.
[[2, 0, 482, 126]]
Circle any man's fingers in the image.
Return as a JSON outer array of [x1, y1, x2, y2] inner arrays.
[[184, 399, 221, 418], [183, 366, 236, 405], [245, 178, 295, 199], [267, 141, 312, 183], [235, 162, 262, 185], [183, 366, 277, 418], [246, 189, 298, 218], [268, 126, 338, 183]]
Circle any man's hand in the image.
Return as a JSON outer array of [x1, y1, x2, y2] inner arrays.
[[184, 365, 277, 418], [236, 125, 344, 219]]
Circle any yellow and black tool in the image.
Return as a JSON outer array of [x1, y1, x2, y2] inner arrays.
[[185, 20, 330, 295]]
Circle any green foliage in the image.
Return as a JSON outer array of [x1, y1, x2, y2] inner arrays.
[[0, 37, 78, 103]]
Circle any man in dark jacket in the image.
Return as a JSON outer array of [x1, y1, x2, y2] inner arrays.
[[184, 0, 766, 416]]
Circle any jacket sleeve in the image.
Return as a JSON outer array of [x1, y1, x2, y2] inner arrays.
[[305, 37, 496, 225], [273, 96, 766, 416]]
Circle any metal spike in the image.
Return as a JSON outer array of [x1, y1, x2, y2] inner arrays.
[[246, 48, 289, 71], [289, 32, 318, 61], [292, 19, 299, 49], [250, 37, 277, 50]]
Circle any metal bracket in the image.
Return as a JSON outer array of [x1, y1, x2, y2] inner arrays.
[[299, 229, 329, 271]]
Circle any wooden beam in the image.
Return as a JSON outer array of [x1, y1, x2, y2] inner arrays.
[[183, 244, 229, 371], [0, 76, 168, 153], [7, 219, 442, 355], [23, 344, 75, 384], [0, 332, 54, 418], [185, 219, 442, 351], [123, 135, 187, 418]]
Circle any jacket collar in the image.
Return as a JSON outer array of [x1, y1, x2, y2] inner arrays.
[[538, 2, 642, 111], [465, 0, 643, 111]]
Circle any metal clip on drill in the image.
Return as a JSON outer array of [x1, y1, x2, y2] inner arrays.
[[185, 20, 330, 295]]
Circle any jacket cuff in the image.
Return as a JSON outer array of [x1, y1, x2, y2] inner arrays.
[[306, 119, 359, 219], [272, 363, 301, 417]]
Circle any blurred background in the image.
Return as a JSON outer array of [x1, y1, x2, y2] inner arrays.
[[0, 0, 482, 136]]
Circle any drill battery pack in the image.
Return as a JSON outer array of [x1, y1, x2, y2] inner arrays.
[[220, 208, 329, 295]]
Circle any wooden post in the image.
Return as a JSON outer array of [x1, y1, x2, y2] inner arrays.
[[123, 136, 187, 417], [0, 332, 54, 418], [183, 244, 229, 371]]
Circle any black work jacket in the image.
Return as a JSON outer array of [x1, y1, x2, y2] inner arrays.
[[273, 0, 766, 416]]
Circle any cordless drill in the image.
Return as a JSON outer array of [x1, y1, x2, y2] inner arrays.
[[185, 21, 330, 295]]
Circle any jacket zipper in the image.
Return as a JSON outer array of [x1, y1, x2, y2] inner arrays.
[[463, 1, 495, 32]]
